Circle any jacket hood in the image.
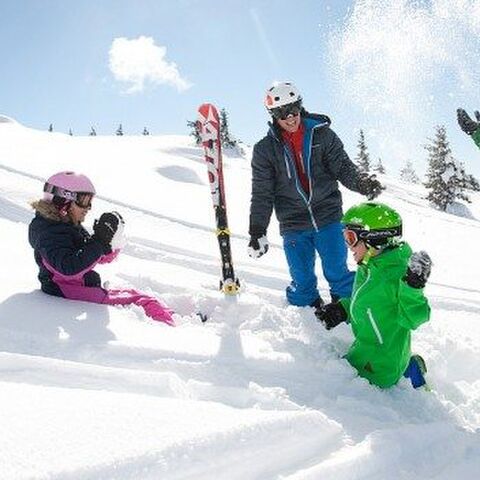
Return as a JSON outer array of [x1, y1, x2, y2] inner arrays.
[[268, 110, 331, 140], [302, 111, 331, 126], [30, 199, 70, 223]]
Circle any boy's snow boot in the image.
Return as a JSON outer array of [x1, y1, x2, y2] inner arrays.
[[404, 354, 427, 389]]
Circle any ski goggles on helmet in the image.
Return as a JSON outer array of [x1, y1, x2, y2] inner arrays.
[[343, 225, 403, 248], [74, 192, 94, 209], [269, 100, 302, 120], [44, 183, 94, 209]]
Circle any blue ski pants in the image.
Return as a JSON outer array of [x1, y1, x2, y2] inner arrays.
[[282, 223, 354, 306]]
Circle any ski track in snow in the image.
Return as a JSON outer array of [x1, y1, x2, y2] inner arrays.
[[0, 124, 479, 479]]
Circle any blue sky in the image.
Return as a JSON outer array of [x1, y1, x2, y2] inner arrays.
[[1, 0, 480, 177]]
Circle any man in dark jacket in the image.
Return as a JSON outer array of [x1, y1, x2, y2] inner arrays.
[[248, 82, 384, 307]]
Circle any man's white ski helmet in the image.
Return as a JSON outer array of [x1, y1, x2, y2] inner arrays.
[[264, 82, 302, 110]]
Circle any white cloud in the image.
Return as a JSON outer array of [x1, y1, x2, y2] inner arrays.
[[108, 36, 192, 94]]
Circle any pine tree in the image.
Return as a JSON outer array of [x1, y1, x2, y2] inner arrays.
[[143, 127, 150, 136], [399, 160, 419, 184], [219, 108, 237, 148], [424, 125, 471, 210], [454, 161, 480, 192], [48, 124, 53, 132], [68, 129, 73, 136], [373, 157, 386, 174], [355, 129, 370, 173], [116, 124, 123, 136], [89, 127, 97, 136], [463, 173, 480, 192], [187, 120, 202, 146]]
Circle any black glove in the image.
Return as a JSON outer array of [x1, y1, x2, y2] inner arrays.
[[248, 235, 269, 258], [358, 173, 385, 200], [403, 251, 432, 289], [248, 225, 269, 259], [315, 302, 347, 330], [92, 212, 123, 252], [457, 108, 480, 136]]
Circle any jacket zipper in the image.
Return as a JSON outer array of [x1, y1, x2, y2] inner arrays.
[[306, 124, 322, 204], [305, 125, 323, 230], [273, 122, 327, 232], [367, 308, 384, 345], [350, 268, 370, 320], [284, 146, 318, 230], [350, 269, 384, 346]]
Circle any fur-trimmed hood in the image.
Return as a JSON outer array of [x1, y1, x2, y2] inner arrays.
[[30, 199, 71, 223]]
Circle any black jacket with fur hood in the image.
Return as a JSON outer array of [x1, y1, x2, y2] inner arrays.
[[28, 200, 107, 296]]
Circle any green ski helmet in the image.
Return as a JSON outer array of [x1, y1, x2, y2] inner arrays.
[[342, 202, 402, 247]]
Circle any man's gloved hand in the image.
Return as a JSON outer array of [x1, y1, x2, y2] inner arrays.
[[93, 211, 124, 252], [358, 173, 385, 200], [457, 108, 480, 136], [315, 302, 347, 330], [403, 250, 432, 289], [248, 235, 269, 259]]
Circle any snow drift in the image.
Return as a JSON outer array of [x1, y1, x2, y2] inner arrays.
[[0, 119, 479, 479]]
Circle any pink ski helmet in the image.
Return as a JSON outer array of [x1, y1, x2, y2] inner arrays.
[[43, 171, 96, 206]]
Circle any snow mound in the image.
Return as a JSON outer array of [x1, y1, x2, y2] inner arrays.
[[0, 125, 479, 479], [445, 201, 476, 220], [157, 165, 205, 185], [0, 115, 17, 124]]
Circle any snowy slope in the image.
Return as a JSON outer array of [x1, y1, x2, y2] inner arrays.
[[0, 119, 479, 480]]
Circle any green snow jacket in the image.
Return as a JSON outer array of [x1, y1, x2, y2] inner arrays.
[[472, 129, 480, 150], [340, 242, 430, 388]]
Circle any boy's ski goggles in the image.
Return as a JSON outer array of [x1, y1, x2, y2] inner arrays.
[[343, 225, 403, 247], [269, 100, 302, 120], [343, 229, 360, 247]]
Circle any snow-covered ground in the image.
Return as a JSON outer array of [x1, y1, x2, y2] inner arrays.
[[0, 119, 479, 479]]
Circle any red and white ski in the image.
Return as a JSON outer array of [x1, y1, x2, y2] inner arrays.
[[197, 103, 240, 295]]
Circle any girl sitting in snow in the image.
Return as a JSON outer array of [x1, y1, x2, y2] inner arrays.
[[315, 202, 432, 389], [28, 171, 174, 326]]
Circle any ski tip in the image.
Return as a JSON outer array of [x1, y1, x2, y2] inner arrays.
[[198, 102, 215, 110], [198, 103, 219, 121]]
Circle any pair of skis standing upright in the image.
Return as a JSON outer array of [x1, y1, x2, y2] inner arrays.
[[197, 103, 240, 300]]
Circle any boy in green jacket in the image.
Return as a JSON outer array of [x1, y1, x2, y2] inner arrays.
[[315, 202, 432, 389], [457, 108, 480, 149]]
